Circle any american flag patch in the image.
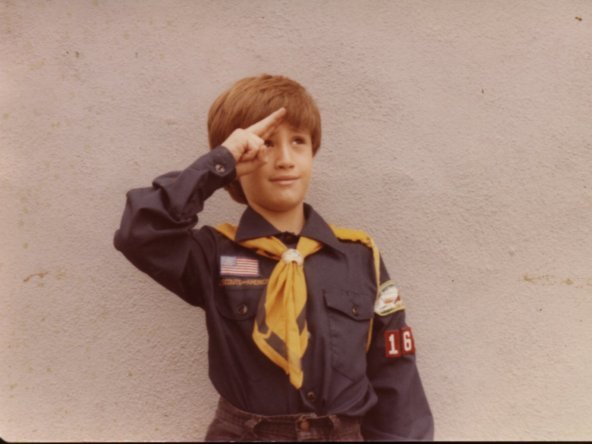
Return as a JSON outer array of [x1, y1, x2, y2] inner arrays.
[[220, 256, 259, 277]]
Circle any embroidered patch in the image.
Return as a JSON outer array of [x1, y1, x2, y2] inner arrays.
[[219, 278, 268, 287], [374, 280, 405, 316], [384, 327, 416, 358], [220, 256, 259, 277]]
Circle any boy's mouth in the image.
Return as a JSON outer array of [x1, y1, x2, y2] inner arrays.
[[270, 176, 299, 186]]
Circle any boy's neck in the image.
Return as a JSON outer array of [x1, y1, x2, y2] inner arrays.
[[250, 202, 306, 235]]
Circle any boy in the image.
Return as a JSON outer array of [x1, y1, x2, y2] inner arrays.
[[114, 74, 434, 441]]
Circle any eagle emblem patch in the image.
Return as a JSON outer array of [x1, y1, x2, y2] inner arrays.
[[374, 280, 405, 316]]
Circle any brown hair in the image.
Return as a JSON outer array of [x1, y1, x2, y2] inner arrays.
[[207, 74, 322, 204]]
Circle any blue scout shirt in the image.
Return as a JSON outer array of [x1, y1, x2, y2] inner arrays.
[[114, 145, 434, 440]]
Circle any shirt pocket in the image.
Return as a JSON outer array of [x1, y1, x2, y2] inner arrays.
[[323, 288, 374, 381], [212, 287, 267, 383]]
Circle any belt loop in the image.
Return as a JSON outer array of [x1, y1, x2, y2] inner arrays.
[[244, 416, 262, 433], [328, 414, 341, 429]]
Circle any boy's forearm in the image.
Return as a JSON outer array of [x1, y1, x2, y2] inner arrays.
[[115, 145, 235, 243], [149, 145, 236, 221]]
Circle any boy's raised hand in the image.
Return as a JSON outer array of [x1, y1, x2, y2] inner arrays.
[[221, 107, 287, 178]]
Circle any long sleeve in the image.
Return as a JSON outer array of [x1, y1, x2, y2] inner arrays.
[[113, 145, 236, 307], [361, 260, 435, 441]]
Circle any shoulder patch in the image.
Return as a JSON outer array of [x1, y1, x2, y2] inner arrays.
[[374, 280, 405, 316]]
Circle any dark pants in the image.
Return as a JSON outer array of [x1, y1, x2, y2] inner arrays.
[[205, 397, 364, 442]]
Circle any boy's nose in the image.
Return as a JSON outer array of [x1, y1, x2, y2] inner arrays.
[[275, 142, 294, 168]]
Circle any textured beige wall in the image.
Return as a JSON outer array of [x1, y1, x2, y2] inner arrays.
[[2, 0, 592, 441]]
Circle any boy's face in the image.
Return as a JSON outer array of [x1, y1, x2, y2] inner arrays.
[[239, 122, 314, 216]]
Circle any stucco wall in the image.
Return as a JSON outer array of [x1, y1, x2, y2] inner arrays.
[[2, 0, 591, 441]]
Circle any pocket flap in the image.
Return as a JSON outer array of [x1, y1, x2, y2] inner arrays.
[[215, 289, 262, 320], [323, 289, 373, 320]]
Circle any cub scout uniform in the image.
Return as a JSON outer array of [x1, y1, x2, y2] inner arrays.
[[114, 146, 434, 440]]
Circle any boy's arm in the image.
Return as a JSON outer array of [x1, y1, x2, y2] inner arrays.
[[361, 260, 435, 441], [113, 107, 287, 306], [113, 146, 236, 306]]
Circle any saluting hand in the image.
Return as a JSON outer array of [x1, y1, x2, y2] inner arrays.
[[221, 107, 287, 178]]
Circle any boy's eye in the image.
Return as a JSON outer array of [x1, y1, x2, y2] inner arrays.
[[264, 140, 273, 147], [293, 137, 305, 144]]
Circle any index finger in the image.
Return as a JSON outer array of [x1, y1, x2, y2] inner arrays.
[[246, 107, 287, 138]]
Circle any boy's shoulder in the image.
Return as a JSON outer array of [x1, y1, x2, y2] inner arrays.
[[327, 223, 378, 255], [329, 224, 374, 241]]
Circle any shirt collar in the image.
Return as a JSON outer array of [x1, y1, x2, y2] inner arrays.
[[235, 203, 345, 255]]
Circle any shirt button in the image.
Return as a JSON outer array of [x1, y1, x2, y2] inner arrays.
[[214, 163, 226, 173], [299, 419, 310, 431], [237, 304, 248, 315], [306, 391, 316, 402], [351, 305, 359, 316]]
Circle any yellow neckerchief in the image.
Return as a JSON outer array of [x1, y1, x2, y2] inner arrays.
[[215, 223, 380, 389]]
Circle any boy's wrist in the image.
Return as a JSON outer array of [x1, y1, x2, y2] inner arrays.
[[208, 145, 237, 178], [218, 145, 238, 166]]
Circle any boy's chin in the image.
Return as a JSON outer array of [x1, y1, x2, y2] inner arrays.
[[256, 197, 305, 214], [272, 200, 304, 213]]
